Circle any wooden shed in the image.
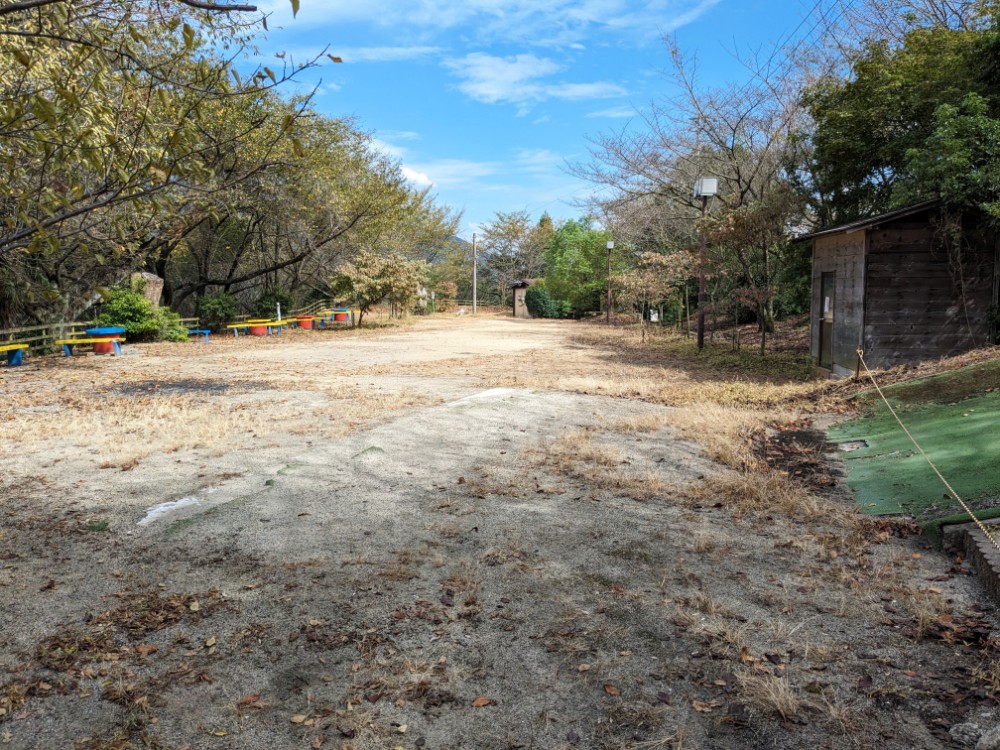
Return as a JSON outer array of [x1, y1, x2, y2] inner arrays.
[[511, 280, 534, 319], [808, 202, 998, 378]]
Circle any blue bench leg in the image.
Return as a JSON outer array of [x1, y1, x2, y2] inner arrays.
[[112, 340, 122, 356], [62, 344, 73, 356], [7, 349, 22, 366]]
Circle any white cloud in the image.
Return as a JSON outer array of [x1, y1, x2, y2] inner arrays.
[[587, 105, 636, 118], [381, 130, 422, 141], [371, 138, 408, 160], [443, 53, 562, 104], [402, 166, 434, 186], [336, 46, 443, 63], [443, 52, 625, 108], [550, 82, 628, 100], [258, 0, 721, 46]]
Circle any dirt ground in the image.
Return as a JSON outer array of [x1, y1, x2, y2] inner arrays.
[[1, 315, 999, 750]]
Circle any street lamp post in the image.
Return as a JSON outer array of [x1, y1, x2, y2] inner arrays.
[[472, 232, 478, 315], [606, 239, 614, 324], [692, 177, 717, 351]]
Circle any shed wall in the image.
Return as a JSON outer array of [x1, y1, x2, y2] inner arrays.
[[811, 232, 866, 376], [863, 219, 997, 369]]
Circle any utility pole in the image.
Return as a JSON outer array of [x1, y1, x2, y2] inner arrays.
[[472, 232, 477, 315], [606, 240, 614, 324], [692, 176, 717, 351], [697, 194, 707, 351]]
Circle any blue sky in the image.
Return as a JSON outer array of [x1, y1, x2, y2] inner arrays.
[[254, 0, 813, 239]]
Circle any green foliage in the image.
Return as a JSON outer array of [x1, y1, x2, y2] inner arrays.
[[804, 27, 982, 224], [896, 93, 1000, 217], [772, 241, 813, 318], [524, 283, 560, 318], [96, 285, 186, 342], [543, 218, 613, 314], [96, 287, 160, 339], [480, 211, 549, 305], [253, 289, 293, 319], [198, 292, 238, 331], [332, 250, 428, 325]]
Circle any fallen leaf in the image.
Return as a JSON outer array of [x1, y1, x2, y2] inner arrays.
[[471, 696, 494, 707], [189, 601, 201, 612], [858, 675, 873, 690], [136, 645, 157, 657], [290, 714, 307, 724], [603, 684, 620, 697], [207, 729, 227, 736], [567, 729, 581, 744], [238, 694, 261, 706], [397, 724, 407, 733], [578, 663, 591, 672], [692, 700, 715, 713], [205, 636, 216, 648]]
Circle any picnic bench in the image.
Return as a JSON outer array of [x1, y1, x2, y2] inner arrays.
[[55, 337, 124, 356], [187, 328, 211, 343], [0, 343, 28, 366]]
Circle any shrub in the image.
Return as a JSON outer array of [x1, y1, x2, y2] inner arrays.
[[525, 284, 560, 318], [435, 281, 458, 312], [198, 292, 238, 331], [96, 286, 186, 342], [253, 289, 293, 319]]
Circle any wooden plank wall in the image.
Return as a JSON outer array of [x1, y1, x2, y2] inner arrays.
[[812, 232, 866, 376], [864, 218, 997, 369]]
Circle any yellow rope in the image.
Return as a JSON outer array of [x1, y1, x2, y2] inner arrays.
[[855, 348, 1000, 553]]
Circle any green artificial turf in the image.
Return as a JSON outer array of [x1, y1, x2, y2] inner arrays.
[[828, 365, 1000, 523]]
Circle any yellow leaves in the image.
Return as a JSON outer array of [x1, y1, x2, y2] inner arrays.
[[290, 0, 300, 17], [182, 23, 195, 50], [12, 49, 31, 68]]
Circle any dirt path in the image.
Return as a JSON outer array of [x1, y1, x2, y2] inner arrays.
[[1, 316, 998, 749]]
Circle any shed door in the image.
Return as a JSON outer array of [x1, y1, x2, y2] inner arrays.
[[819, 272, 835, 368]]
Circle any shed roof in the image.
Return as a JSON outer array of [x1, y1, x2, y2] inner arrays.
[[802, 200, 939, 240]]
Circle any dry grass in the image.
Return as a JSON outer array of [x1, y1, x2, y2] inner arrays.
[[532, 430, 669, 501], [735, 669, 804, 722], [0, 395, 268, 467], [688, 470, 824, 521], [0, 379, 437, 469]]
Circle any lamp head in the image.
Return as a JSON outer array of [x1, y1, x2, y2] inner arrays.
[[693, 177, 718, 198]]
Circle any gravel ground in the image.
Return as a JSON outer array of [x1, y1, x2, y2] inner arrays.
[[1, 315, 998, 750]]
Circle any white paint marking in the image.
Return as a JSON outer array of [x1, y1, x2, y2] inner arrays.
[[445, 388, 519, 408], [138, 496, 201, 526]]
